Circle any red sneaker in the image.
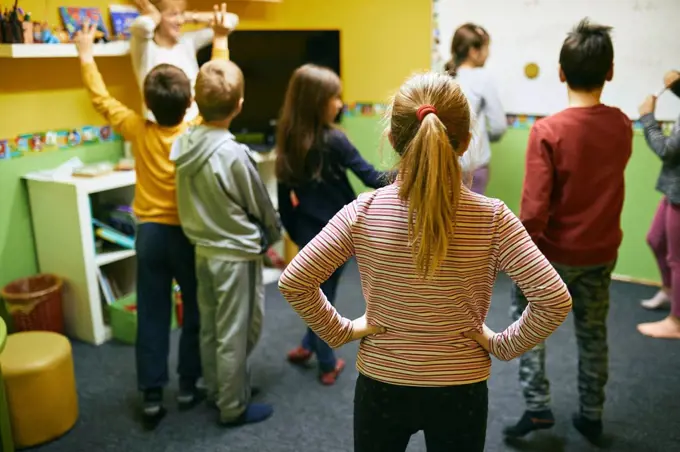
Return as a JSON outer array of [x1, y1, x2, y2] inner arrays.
[[320, 359, 346, 386], [287, 346, 313, 365]]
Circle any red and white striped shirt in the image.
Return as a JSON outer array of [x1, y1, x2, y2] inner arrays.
[[279, 184, 571, 387]]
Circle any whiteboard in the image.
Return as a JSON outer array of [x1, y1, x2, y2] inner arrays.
[[435, 0, 680, 121]]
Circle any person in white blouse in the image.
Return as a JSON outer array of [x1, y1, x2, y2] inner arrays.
[[130, 0, 239, 123], [445, 23, 507, 195]]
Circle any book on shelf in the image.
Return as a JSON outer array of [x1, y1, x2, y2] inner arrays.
[[96, 267, 115, 305], [92, 218, 134, 249]]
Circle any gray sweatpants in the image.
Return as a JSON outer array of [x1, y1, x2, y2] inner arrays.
[[195, 253, 264, 422]]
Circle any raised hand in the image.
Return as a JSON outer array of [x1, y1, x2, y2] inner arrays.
[[638, 95, 657, 116], [664, 70, 680, 89], [74, 20, 97, 63], [134, 0, 161, 24], [211, 3, 233, 37]]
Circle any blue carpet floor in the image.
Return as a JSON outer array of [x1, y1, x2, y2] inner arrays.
[[30, 261, 680, 451]]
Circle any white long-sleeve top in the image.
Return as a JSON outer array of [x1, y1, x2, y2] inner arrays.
[[129, 15, 238, 123], [455, 67, 507, 170]]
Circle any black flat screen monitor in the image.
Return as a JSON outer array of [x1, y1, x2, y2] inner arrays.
[[197, 30, 341, 150]]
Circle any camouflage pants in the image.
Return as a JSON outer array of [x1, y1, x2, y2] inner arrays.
[[510, 261, 615, 421]]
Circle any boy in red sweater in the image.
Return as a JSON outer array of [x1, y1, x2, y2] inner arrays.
[[503, 19, 632, 444]]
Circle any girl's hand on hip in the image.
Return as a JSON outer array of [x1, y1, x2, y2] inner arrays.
[[464, 324, 495, 353], [349, 314, 386, 342]]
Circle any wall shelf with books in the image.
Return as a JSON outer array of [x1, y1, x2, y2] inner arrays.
[[0, 42, 130, 59]]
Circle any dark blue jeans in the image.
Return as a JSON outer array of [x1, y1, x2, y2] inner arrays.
[[301, 264, 345, 373], [135, 223, 201, 390]]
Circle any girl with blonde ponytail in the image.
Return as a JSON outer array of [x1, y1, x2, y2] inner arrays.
[[279, 72, 571, 452]]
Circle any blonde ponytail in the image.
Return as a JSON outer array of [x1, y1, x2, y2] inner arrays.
[[388, 72, 471, 280], [398, 114, 461, 279]]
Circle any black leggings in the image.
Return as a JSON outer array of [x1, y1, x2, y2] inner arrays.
[[354, 374, 488, 452]]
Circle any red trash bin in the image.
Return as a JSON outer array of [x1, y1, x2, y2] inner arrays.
[[0, 274, 64, 333]]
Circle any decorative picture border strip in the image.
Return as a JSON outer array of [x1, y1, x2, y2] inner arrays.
[[0, 125, 122, 161], [1, 108, 674, 163], [343, 102, 389, 118], [505, 113, 675, 135], [432, 0, 443, 71], [344, 102, 675, 135]]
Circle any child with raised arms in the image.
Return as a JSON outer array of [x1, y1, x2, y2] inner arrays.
[[74, 6, 232, 429], [130, 0, 239, 122], [637, 69, 680, 339]]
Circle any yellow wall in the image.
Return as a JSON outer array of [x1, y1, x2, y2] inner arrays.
[[0, 0, 432, 138], [0, 0, 431, 287]]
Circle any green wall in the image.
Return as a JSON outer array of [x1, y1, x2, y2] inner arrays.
[[343, 115, 663, 284], [0, 142, 124, 288], [0, 117, 664, 289], [486, 129, 662, 283], [0, 119, 386, 290]]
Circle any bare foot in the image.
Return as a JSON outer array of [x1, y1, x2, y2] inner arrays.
[[641, 289, 671, 310], [637, 316, 680, 339]]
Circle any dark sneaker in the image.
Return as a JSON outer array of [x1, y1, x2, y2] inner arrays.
[[503, 410, 555, 438]]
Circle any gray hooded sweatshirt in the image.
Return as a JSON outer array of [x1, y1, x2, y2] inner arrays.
[[171, 126, 281, 260]]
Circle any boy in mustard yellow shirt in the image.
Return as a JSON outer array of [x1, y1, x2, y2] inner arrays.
[[74, 6, 232, 429]]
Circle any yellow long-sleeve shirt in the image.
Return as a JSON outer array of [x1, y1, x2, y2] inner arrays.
[[80, 44, 229, 225]]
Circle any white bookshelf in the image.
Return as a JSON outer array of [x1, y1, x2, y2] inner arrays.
[[24, 150, 281, 345], [24, 170, 135, 345], [0, 42, 130, 59]]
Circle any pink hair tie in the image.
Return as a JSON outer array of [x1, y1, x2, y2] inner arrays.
[[416, 105, 437, 122]]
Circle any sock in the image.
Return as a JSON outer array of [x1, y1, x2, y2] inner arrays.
[[221, 403, 273, 427], [572, 413, 603, 443], [641, 290, 670, 309], [207, 387, 261, 411], [503, 409, 555, 438]]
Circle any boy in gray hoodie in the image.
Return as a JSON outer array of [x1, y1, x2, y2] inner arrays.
[[171, 58, 281, 426]]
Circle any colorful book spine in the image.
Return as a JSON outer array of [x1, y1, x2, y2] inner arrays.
[[109, 5, 139, 39]]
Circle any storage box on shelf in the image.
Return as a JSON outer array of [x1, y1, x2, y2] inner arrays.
[[109, 292, 178, 345], [24, 149, 281, 345]]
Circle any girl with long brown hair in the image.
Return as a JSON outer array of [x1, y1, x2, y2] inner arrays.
[[279, 72, 571, 451], [445, 23, 507, 194], [276, 64, 389, 385]]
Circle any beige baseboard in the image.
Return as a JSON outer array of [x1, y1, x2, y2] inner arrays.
[[612, 274, 661, 287]]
